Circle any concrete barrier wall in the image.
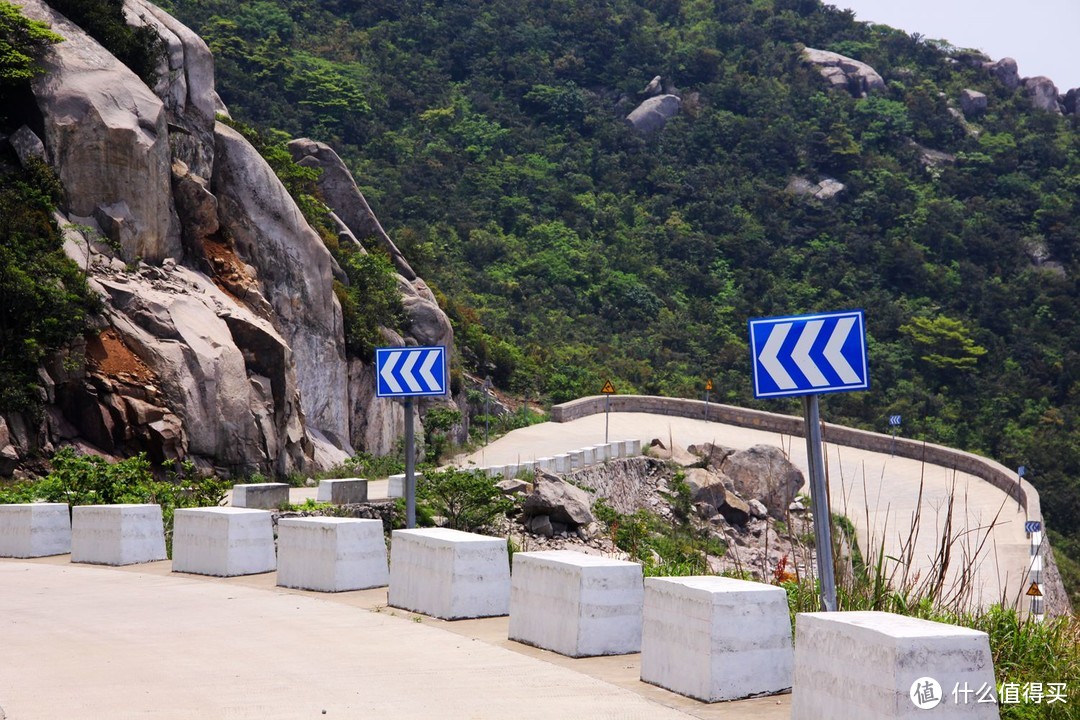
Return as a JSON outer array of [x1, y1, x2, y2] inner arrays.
[[551, 395, 1040, 518], [551, 395, 1069, 614]]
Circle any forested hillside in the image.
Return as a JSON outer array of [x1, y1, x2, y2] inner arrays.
[[155, 0, 1078, 598]]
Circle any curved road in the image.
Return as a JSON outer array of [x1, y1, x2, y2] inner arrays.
[[458, 412, 1031, 610]]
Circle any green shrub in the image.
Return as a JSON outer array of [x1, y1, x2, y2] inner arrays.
[[422, 405, 461, 463], [0, 449, 228, 553], [0, 1, 62, 86], [416, 467, 512, 533], [0, 158, 98, 411]]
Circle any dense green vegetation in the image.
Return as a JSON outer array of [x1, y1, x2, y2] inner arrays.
[[161, 0, 1080, 603], [0, 449, 228, 550], [0, 3, 96, 413]]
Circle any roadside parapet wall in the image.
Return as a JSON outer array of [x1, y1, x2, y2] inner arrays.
[[551, 395, 1069, 615]]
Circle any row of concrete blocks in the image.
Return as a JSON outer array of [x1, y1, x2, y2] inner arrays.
[[231, 476, 412, 510], [1, 506, 996, 715], [482, 439, 643, 480], [0, 503, 387, 591], [389, 530, 998, 715]]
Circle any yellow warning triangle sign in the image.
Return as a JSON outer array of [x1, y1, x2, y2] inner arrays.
[[1026, 581, 1043, 597], [601, 379, 616, 394], [705, 379, 714, 391]]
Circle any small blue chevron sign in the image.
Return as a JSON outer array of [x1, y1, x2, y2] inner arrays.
[[1025, 521, 1042, 534], [889, 415, 902, 427], [749, 310, 869, 399], [376, 346, 448, 398]]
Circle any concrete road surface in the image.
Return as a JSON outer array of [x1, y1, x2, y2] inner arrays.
[[458, 412, 1031, 610], [0, 558, 789, 720]]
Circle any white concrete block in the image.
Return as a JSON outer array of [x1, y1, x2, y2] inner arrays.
[[792, 611, 998, 719], [277, 517, 388, 592], [580, 446, 597, 467], [0, 503, 71, 558], [316, 478, 368, 504], [509, 550, 643, 657], [389, 528, 510, 620], [71, 504, 167, 566], [231, 482, 289, 509], [568, 450, 585, 470], [485, 466, 503, 479], [501, 464, 519, 479], [518, 460, 536, 476], [386, 474, 418, 498], [595, 443, 613, 461], [535, 457, 554, 472], [641, 576, 793, 702], [553, 455, 570, 473], [172, 507, 275, 576]]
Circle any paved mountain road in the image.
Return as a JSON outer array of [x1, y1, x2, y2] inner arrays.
[[457, 411, 1031, 610]]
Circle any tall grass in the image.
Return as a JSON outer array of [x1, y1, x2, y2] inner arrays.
[[777, 448, 1078, 718]]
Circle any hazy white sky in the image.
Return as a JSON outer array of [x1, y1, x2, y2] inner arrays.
[[835, 0, 1080, 91]]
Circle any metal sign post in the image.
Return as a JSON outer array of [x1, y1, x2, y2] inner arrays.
[[482, 375, 493, 446], [749, 310, 869, 612], [376, 346, 449, 530], [803, 395, 837, 611], [601, 380, 616, 444], [888, 414, 901, 456], [704, 379, 713, 421], [1017, 466, 1026, 512], [404, 397, 416, 528]]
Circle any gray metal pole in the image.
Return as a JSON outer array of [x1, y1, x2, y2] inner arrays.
[[405, 397, 416, 529], [604, 394, 610, 444], [803, 395, 837, 612], [705, 389, 710, 422]]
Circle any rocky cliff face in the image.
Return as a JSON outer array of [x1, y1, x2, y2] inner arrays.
[[5, 0, 455, 476]]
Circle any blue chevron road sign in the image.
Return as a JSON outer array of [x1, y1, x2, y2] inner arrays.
[[749, 310, 869, 399], [376, 346, 448, 398]]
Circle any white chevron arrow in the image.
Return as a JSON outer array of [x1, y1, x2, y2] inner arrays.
[[792, 319, 827, 386], [379, 351, 403, 393], [419, 350, 441, 390], [759, 322, 796, 389], [824, 316, 860, 383], [399, 350, 422, 392]]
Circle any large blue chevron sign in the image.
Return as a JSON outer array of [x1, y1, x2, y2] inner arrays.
[[749, 310, 869, 399], [376, 346, 448, 398]]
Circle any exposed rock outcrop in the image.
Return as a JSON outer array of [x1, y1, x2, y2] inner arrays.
[[690, 442, 804, 520], [212, 123, 351, 450], [786, 176, 845, 201], [21, 0, 181, 264], [1023, 76, 1062, 114], [626, 94, 681, 133], [802, 48, 885, 97], [959, 89, 987, 117], [5, 1, 454, 476], [986, 57, 1021, 90], [287, 138, 418, 281], [721, 445, 804, 520], [126, 0, 216, 178], [640, 75, 663, 97], [1064, 89, 1080, 116], [523, 472, 595, 527]]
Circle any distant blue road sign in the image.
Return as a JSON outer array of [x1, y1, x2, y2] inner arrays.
[[749, 310, 869, 399], [1018, 465, 1027, 478], [1025, 521, 1042, 534], [376, 346, 447, 398], [889, 415, 902, 426]]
